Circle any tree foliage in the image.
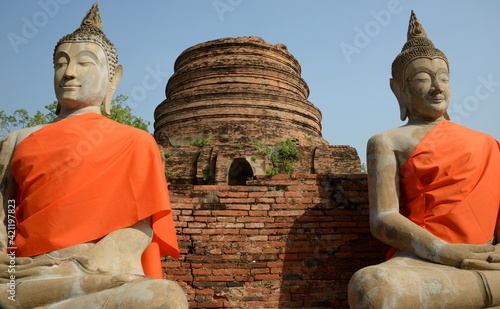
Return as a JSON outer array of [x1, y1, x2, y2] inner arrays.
[[0, 95, 150, 138], [360, 163, 367, 174], [106, 95, 149, 132]]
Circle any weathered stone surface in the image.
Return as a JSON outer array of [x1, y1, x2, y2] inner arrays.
[[349, 11, 500, 309], [0, 4, 188, 308]]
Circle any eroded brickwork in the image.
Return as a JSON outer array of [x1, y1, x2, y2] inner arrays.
[[155, 36, 324, 147], [162, 174, 388, 309], [162, 144, 361, 185], [154, 36, 361, 184], [154, 37, 375, 308]]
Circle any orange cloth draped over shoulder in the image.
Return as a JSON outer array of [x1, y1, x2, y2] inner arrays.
[[10, 113, 179, 279], [390, 120, 500, 258]]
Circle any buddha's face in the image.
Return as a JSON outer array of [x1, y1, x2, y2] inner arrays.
[[54, 42, 110, 110], [403, 58, 450, 120]]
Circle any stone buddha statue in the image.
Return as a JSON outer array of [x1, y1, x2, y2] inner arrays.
[[348, 11, 500, 308], [0, 3, 187, 308]]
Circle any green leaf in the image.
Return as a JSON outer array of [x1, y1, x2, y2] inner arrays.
[[1, 95, 150, 138]]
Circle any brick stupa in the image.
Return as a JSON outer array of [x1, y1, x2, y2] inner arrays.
[[153, 38, 383, 308], [154, 36, 360, 185]]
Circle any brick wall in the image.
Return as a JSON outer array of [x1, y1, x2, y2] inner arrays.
[[162, 174, 389, 308]]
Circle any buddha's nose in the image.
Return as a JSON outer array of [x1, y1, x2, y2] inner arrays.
[[64, 62, 76, 79], [431, 79, 443, 93]]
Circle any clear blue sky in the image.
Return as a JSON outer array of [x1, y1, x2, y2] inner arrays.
[[1, 1, 499, 163]]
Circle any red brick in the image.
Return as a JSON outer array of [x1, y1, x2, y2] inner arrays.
[[268, 210, 305, 217], [216, 217, 236, 222], [270, 174, 292, 180], [248, 191, 283, 198], [287, 185, 320, 191], [226, 204, 251, 210], [183, 228, 203, 234], [244, 222, 265, 229], [250, 268, 270, 275], [239, 229, 260, 235], [195, 302, 224, 308], [193, 269, 212, 275], [211, 210, 248, 216], [217, 191, 249, 198], [188, 222, 207, 228], [195, 289, 214, 295], [193, 210, 212, 216], [205, 275, 233, 282], [171, 197, 200, 203], [204, 228, 240, 234], [254, 274, 281, 280], [255, 198, 275, 203], [250, 204, 271, 210], [219, 198, 256, 204], [231, 186, 267, 192]]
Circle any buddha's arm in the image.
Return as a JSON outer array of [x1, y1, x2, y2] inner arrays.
[[367, 134, 495, 267], [461, 222, 500, 269], [0, 218, 154, 282], [74, 218, 153, 275]]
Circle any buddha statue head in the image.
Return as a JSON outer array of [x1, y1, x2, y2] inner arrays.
[[390, 11, 450, 121], [53, 2, 122, 115]]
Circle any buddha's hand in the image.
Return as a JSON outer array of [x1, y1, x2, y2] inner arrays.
[[438, 243, 496, 268], [0, 255, 97, 282], [488, 243, 500, 262], [461, 259, 500, 270], [456, 243, 500, 270], [0, 254, 61, 282]]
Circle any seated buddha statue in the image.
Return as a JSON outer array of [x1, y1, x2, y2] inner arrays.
[[348, 11, 500, 309], [0, 3, 188, 308]]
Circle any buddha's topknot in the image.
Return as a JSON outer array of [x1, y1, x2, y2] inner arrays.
[[53, 2, 118, 80], [391, 11, 448, 87]]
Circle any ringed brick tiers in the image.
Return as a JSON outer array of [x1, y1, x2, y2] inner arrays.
[[155, 36, 323, 147], [154, 37, 361, 185]]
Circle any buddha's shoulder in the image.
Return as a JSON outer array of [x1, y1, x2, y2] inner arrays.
[[111, 121, 153, 140], [367, 126, 413, 149], [103, 120, 156, 146], [1, 124, 48, 148]]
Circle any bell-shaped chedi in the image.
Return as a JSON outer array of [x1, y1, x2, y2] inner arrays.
[[154, 36, 360, 185], [154, 36, 326, 146]]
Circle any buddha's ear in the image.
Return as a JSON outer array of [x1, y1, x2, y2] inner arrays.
[[444, 110, 450, 120], [390, 78, 408, 121], [55, 103, 61, 115], [103, 64, 123, 115]]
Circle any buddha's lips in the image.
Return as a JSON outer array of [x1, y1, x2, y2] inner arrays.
[[428, 96, 445, 103], [60, 85, 81, 89]]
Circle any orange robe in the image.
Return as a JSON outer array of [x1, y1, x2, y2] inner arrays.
[[400, 120, 500, 246], [10, 113, 179, 278]]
